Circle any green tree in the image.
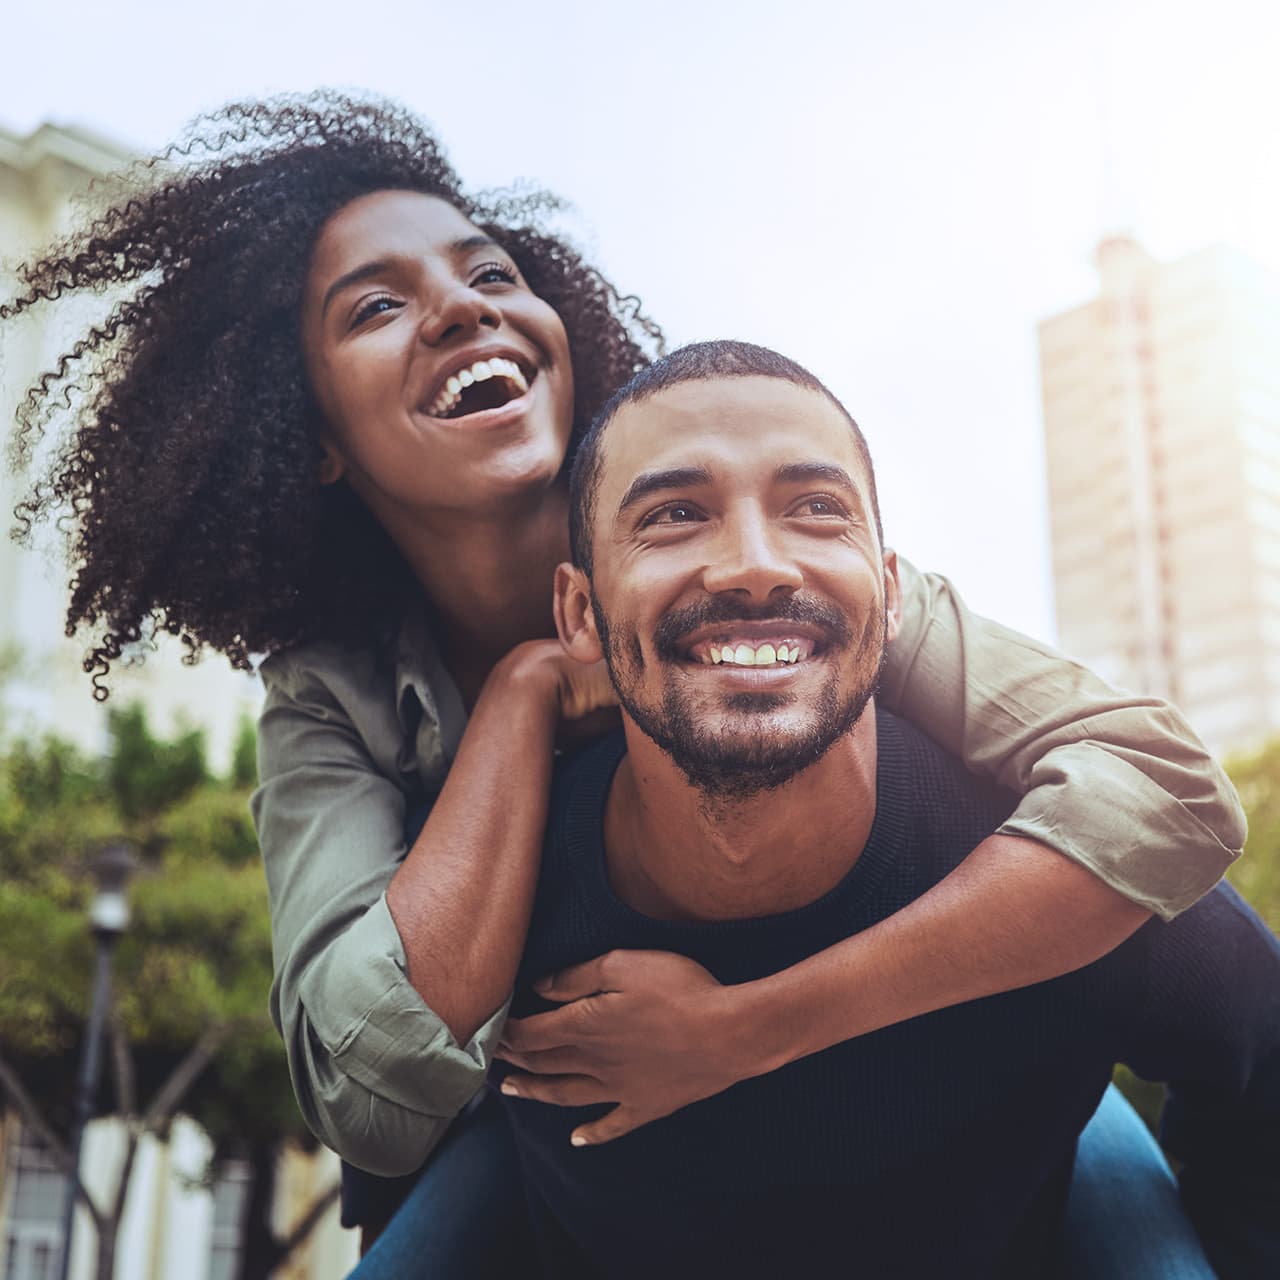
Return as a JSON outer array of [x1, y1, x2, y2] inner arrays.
[[0, 706, 335, 1280], [1224, 739, 1280, 933], [1115, 741, 1280, 1131]]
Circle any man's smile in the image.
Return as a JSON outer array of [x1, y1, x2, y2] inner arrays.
[[665, 614, 838, 677]]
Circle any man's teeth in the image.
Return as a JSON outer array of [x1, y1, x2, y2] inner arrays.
[[703, 643, 803, 666], [429, 357, 529, 417]]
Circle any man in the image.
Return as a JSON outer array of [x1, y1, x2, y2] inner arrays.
[[494, 341, 1280, 1278]]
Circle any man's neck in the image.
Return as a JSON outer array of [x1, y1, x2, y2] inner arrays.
[[603, 707, 880, 922]]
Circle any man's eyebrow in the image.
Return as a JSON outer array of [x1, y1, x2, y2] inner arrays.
[[321, 237, 507, 317], [616, 466, 714, 519], [774, 462, 861, 495]]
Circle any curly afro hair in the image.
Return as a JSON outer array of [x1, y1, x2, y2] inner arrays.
[[2, 91, 663, 698]]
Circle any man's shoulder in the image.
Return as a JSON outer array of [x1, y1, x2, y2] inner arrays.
[[874, 707, 1020, 852], [548, 730, 628, 832]]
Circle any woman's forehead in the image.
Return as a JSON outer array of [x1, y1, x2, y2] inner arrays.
[[308, 190, 481, 282]]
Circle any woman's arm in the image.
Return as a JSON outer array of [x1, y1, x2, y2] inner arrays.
[[882, 556, 1244, 916], [497, 556, 1247, 1145], [255, 637, 606, 1177]]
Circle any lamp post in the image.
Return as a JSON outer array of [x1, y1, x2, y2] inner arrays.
[[57, 842, 137, 1280]]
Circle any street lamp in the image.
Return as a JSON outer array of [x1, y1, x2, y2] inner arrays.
[[57, 842, 138, 1280]]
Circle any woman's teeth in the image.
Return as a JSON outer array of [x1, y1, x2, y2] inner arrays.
[[702, 643, 804, 667], [429, 357, 529, 417]]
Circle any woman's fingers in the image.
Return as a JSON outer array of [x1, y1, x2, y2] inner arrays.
[[495, 1043, 593, 1076], [570, 1107, 646, 1147], [500, 1003, 595, 1054], [499, 1072, 609, 1108], [532, 953, 614, 1001]]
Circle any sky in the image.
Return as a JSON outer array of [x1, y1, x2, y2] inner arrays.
[[4, 0, 1279, 641]]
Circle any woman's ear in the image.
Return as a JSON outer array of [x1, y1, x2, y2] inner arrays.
[[317, 440, 346, 485], [554, 563, 604, 663]]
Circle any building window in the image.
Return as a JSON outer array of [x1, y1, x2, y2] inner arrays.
[[3, 1128, 68, 1280], [206, 1160, 252, 1280]]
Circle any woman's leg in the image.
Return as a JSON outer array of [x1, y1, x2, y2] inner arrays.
[[347, 1089, 535, 1279], [1061, 1083, 1216, 1278]]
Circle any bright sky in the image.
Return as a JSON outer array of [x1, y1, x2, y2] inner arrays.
[[4, 0, 1278, 640]]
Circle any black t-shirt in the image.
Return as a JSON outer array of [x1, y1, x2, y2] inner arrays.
[[498, 710, 1280, 1280]]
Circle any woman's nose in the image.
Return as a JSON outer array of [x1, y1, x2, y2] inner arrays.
[[418, 279, 501, 345]]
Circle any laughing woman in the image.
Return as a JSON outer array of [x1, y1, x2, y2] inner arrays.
[[1, 93, 1239, 1273]]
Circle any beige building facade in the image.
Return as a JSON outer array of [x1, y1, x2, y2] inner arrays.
[[1, 123, 353, 1280], [0, 120, 262, 767], [1039, 235, 1280, 756]]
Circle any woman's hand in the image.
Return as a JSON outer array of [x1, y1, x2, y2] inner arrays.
[[496, 639, 617, 724], [495, 950, 749, 1147]]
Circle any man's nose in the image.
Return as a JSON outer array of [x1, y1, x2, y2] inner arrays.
[[700, 511, 803, 602], [417, 277, 500, 345]]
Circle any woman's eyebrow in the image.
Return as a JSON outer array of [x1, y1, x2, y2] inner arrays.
[[322, 260, 392, 316], [450, 234, 504, 256]]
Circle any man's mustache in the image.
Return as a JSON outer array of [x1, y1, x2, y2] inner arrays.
[[652, 595, 856, 661]]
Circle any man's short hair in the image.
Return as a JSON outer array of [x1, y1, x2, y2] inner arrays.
[[568, 340, 882, 576]]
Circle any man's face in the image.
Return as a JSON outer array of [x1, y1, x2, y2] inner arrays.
[[567, 376, 900, 800]]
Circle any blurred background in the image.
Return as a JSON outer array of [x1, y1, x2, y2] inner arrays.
[[1, 1, 1278, 1276]]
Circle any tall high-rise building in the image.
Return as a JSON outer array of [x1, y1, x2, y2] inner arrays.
[[1039, 235, 1280, 756]]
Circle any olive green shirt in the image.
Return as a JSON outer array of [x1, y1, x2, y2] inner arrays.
[[251, 557, 1246, 1177]]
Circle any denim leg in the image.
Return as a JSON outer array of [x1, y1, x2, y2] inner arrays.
[[347, 1090, 535, 1279], [1061, 1083, 1216, 1279]]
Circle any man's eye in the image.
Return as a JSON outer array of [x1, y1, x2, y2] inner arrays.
[[793, 495, 848, 518], [642, 503, 705, 527], [351, 294, 401, 327]]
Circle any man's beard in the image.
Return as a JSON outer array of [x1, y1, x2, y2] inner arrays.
[[595, 593, 886, 804]]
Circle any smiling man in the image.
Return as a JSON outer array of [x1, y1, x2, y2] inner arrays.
[[496, 341, 1280, 1279]]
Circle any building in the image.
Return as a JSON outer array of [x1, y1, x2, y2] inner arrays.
[[1039, 235, 1280, 756], [0, 119, 262, 768], [1, 122, 355, 1280], [0, 1115, 353, 1280]]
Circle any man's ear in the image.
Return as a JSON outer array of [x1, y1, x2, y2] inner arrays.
[[553, 563, 604, 663], [317, 439, 346, 485], [882, 547, 902, 644]]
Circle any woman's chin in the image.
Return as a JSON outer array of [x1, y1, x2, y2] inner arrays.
[[462, 446, 571, 513]]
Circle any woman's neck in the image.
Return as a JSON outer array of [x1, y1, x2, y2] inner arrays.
[[393, 483, 572, 700]]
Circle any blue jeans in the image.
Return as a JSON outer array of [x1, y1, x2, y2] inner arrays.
[[349, 1084, 1214, 1278], [1061, 1083, 1216, 1278], [349, 1091, 533, 1278]]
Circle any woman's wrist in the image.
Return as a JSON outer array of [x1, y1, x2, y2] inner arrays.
[[482, 641, 566, 724], [714, 976, 803, 1083]]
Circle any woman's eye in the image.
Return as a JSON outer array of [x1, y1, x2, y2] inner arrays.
[[351, 295, 401, 327], [471, 261, 519, 287]]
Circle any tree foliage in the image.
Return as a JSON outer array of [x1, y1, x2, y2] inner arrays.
[[0, 705, 303, 1150], [1224, 739, 1280, 934]]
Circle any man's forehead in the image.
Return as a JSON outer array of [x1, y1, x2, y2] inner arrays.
[[601, 376, 863, 498]]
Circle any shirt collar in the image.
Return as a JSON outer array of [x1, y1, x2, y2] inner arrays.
[[394, 603, 468, 771]]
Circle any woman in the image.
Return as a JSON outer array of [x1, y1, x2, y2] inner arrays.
[[2, 92, 1237, 1272]]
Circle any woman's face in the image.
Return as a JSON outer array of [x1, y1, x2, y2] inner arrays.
[[300, 190, 575, 524]]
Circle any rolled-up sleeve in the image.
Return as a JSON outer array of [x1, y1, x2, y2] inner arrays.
[[252, 645, 504, 1175], [880, 556, 1247, 920]]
